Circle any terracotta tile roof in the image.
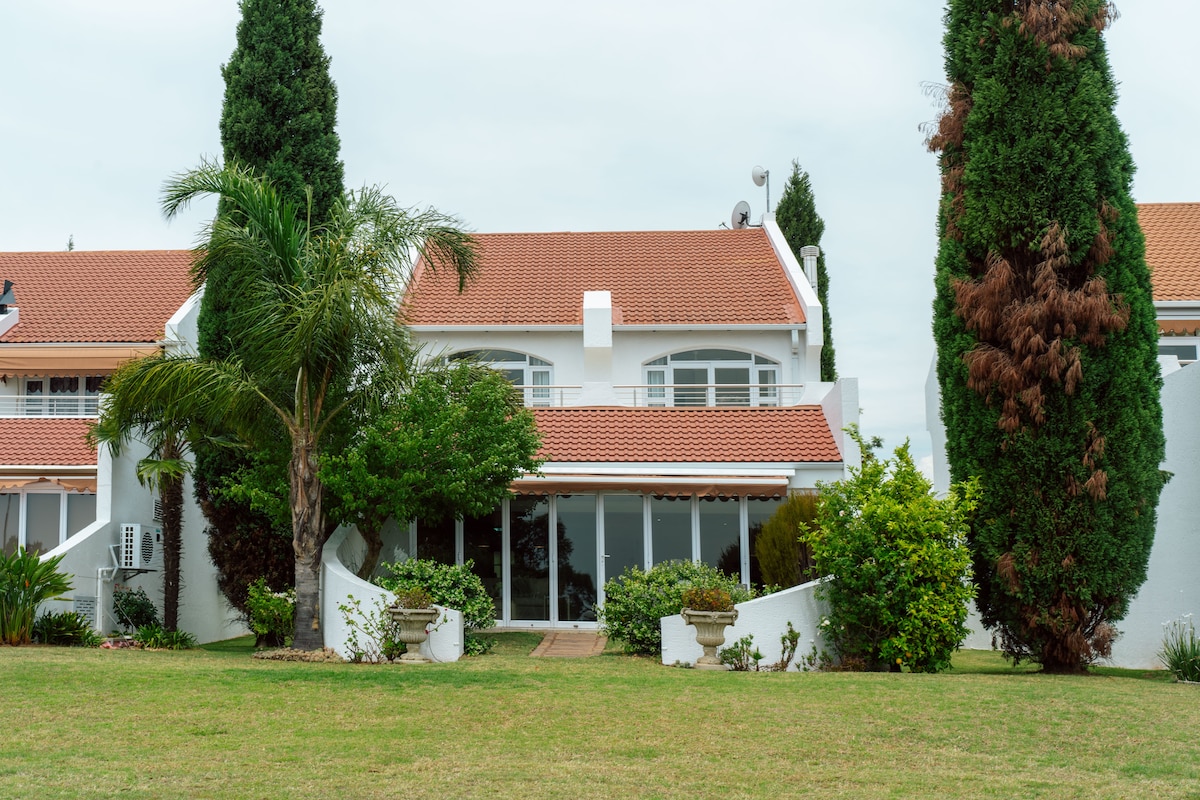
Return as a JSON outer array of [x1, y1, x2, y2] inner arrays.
[[403, 229, 805, 327], [530, 407, 840, 463], [0, 251, 195, 343], [1139, 203, 1200, 302], [0, 418, 96, 466]]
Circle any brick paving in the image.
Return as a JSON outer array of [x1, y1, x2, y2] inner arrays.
[[529, 630, 607, 658]]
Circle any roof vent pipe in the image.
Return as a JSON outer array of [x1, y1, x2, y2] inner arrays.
[[799, 246, 820, 289]]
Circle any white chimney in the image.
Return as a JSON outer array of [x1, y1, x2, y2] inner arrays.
[[800, 245, 820, 289]]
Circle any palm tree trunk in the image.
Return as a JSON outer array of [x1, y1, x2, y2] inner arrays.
[[160, 471, 183, 631], [290, 433, 328, 650]]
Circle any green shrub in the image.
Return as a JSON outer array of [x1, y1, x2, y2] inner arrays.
[[755, 492, 819, 587], [134, 624, 197, 650], [113, 585, 160, 631], [337, 595, 408, 663], [377, 559, 495, 632], [803, 428, 978, 673], [720, 634, 764, 671], [597, 560, 753, 655], [1, 548, 73, 645], [1160, 616, 1200, 683], [681, 586, 733, 612], [246, 578, 294, 647], [33, 610, 102, 647]]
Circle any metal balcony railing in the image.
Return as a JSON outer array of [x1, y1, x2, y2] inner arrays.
[[513, 384, 806, 408], [0, 395, 99, 418]]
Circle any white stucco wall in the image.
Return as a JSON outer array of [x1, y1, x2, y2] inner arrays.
[[660, 578, 832, 669], [321, 527, 464, 663]]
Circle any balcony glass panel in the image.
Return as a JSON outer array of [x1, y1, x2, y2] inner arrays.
[[714, 367, 751, 406], [672, 368, 707, 407]]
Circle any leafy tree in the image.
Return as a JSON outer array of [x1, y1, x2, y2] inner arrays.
[[120, 160, 476, 650], [197, 0, 346, 606], [929, 1, 1165, 672], [90, 353, 194, 631], [803, 429, 978, 673], [321, 362, 543, 579], [775, 161, 836, 381]]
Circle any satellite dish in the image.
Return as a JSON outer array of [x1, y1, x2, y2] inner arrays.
[[731, 201, 752, 229], [752, 165, 769, 187]]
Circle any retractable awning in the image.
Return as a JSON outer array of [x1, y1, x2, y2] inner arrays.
[[0, 344, 161, 376], [510, 473, 790, 498]]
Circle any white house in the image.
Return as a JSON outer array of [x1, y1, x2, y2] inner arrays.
[[927, 202, 1200, 669], [0, 250, 240, 643]]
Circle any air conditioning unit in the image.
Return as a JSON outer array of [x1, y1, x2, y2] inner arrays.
[[119, 524, 163, 570]]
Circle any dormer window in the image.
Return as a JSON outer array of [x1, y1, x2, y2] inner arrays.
[[643, 349, 779, 407], [450, 349, 554, 405]]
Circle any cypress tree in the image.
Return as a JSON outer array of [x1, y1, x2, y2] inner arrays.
[[195, 0, 345, 616], [775, 161, 836, 382], [930, 0, 1165, 672]]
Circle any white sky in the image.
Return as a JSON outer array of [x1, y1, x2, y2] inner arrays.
[[2, 1, 1197, 465]]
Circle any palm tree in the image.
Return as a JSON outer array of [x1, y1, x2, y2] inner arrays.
[[89, 365, 193, 631], [103, 161, 476, 649]]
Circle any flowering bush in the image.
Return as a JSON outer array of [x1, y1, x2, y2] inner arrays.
[[681, 586, 734, 612], [246, 578, 294, 647], [803, 427, 978, 673], [1160, 615, 1200, 682]]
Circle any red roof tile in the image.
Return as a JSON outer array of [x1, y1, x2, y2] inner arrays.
[[0, 418, 96, 466], [530, 407, 840, 463], [403, 229, 805, 327], [1139, 203, 1200, 302], [0, 251, 195, 343]]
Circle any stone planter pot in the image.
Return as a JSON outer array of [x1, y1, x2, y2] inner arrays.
[[387, 606, 440, 664], [681, 608, 738, 670]]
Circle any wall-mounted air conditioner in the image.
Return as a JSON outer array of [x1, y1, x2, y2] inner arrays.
[[119, 524, 163, 571]]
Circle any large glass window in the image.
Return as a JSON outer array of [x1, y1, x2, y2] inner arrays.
[[25, 493, 61, 555], [643, 350, 779, 407], [416, 517, 456, 565], [1, 494, 18, 556], [651, 496, 691, 564], [451, 350, 553, 405], [747, 496, 785, 586], [463, 509, 503, 617], [699, 496, 740, 577], [602, 495, 644, 580], [509, 497, 550, 621], [556, 495, 598, 622], [66, 493, 97, 538]]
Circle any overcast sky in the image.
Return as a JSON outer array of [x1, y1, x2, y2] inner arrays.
[[3, 2, 1197, 468]]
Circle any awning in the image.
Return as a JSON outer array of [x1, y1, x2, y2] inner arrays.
[[0, 476, 97, 492], [0, 344, 161, 377], [510, 473, 790, 498]]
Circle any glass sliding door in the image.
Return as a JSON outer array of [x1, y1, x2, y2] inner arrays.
[[747, 496, 785, 587], [24, 493, 61, 556], [602, 495, 644, 581], [509, 497, 550, 622], [416, 516, 456, 565], [556, 495, 598, 622], [463, 509, 503, 619], [650, 496, 691, 564], [699, 496, 741, 579]]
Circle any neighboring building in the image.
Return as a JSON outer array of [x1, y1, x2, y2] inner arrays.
[[388, 218, 858, 629], [0, 251, 236, 642], [927, 202, 1200, 668]]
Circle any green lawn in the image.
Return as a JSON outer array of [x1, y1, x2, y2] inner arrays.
[[2, 635, 1196, 799]]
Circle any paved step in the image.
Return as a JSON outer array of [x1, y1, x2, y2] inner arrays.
[[530, 630, 607, 658]]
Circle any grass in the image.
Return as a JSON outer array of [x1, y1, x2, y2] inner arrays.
[[2, 635, 1197, 799]]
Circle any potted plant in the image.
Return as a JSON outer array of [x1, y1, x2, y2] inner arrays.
[[387, 587, 440, 664], [680, 586, 738, 670]]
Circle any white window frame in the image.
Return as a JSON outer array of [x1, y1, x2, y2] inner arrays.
[[642, 349, 780, 407], [448, 350, 554, 405]]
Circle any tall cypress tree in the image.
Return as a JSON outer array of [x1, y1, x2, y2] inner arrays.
[[775, 161, 836, 382], [930, 1, 1164, 672], [195, 0, 345, 617]]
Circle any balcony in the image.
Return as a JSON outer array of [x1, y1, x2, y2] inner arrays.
[[515, 384, 806, 408], [0, 394, 99, 418]]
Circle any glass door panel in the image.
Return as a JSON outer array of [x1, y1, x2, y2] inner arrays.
[[25, 493, 61, 555], [714, 367, 750, 406], [417, 516, 456, 565], [651, 496, 692, 564], [602, 495, 644, 580], [509, 497, 550, 621], [463, 509, 503, 618], [556, 495, 598, 622], [672, 368, 707, 406], [1, 494, 18, 556], [747, 497, 784, 587], [699, 496, 741, 579]]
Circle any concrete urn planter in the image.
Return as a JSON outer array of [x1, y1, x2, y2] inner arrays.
[[388, 606, 440, 663], [681, 608, 738, 670]]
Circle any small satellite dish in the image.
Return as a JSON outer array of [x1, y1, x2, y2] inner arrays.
[[731, 201, 752, 230], [752, 165, 769, 187]]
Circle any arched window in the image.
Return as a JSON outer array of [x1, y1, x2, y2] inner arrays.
[[643, 349, 779, 407], [450, 349, 553, 405]]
